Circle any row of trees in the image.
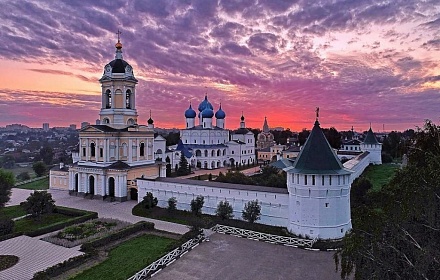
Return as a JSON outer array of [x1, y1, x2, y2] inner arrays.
[[142, 192, 262, 223], [335, 120, 440, 279]]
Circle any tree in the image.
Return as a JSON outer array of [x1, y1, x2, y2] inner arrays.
[[0, 169, 15, 208], [16, 171, 31, 181], [177, 153, 190, 176], [216, 200, 234, 220], [40, 146, 54, 165], [242, 200, 261, 223], [142, 192, 158, 209], [167, 197, 177, 212], [335, 120, 440, 280], [32, 161, 47, 177], [350, 177, 373, 208], [0, 155, 15, 169], [23, 191, 55, 221], [323, 127, 342, 149], [190, 195, 204, 216]]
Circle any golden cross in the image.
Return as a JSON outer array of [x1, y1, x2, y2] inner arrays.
[[315, 107, 319, 120], [116, 29, 122, 42]]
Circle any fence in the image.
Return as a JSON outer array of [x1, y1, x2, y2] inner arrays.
[[127, 233, 205, 280], [211, 224, 316, 248]]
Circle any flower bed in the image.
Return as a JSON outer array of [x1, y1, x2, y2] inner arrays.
[[0, 255, 19, 271], [42, 218, 131, 248]]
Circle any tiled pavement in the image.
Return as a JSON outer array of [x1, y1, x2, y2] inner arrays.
[[0, 236, 83, 280]]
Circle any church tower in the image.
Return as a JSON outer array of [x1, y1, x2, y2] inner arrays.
[[285, 112, 352, 239], [99, 32, 138, 128]]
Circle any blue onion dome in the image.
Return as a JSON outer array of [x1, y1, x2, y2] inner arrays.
[[215, 104, 226, 119], [241, 114, 245, 121], [201, 107, 214, 118], [147, 117, 154, 125], [184, 104, 196, 118], [198, 95, 213, 112]]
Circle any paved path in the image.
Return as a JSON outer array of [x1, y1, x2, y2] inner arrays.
[[155, 233, 341, 280], [0, 236, 83, 280], [7, 188, 189, 235]]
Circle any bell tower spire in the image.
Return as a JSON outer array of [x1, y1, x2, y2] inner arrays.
[[99, 31, 139, 128]]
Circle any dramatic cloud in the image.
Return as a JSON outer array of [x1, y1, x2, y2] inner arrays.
[[0, 0, 439, 131]]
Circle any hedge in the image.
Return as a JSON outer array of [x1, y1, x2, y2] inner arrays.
[[0, 232, 23, 242], [80, 221, 154, 252], [32, 253, 94, 280], [26, 211, 98, 237]]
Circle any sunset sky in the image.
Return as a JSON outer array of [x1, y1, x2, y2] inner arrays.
[[0, 0, 439, 131]]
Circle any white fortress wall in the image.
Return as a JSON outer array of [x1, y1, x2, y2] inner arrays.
[[343, 151, 371, 183], [138, 178, 289, 227]]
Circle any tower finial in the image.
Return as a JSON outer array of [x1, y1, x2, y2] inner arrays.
[[149, 110, 152, 119], [315, 107, 319, 121]]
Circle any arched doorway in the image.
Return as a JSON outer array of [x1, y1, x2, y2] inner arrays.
[[89, 176, 95, 195], [108, 177, 115, 197], [74, 174, 79, 192], [130, 188, 138, 200]]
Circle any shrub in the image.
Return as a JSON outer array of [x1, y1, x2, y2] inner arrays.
[[167, 197, 177, 212], [23, 191, 55, 220], [381, 152, 393, 163], [142, 192, 158, 209], [0, 218, 14, 236], [190, 195, 204, 216], [242, 200, 261, 223], [216, 201, 234, 220], [32, 253, 94, 279], [17, 171, 31, 181]]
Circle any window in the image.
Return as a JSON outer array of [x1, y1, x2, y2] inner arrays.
[[322, 176, 324, 185], [329, 175, 332, 185], [232, 151, 234, 154], [140, 142, 145, 157], [106, 90, 111, 108], [125, 90, 131, 109], [90, 142, 96, 157], [83, 147, 86, 157], [312, 175, 315, 185], [99, 148, 103, 158], [304, 175, 308, 185], [325, 203, 329, 207]]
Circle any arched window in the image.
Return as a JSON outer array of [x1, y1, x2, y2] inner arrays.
[[103, 118, 110, 124], [217, 150, 220, 156], [127, 118, 135, 125], [90, 142, 96, 157], [126, 90, 131, 109], [204, 150, 208, 157], [122, 143, 128, 157], [140, 142, 145, 157], [196, 150, 201, 157], [211, 150, 215, 157], [106, 89, 111, 108]]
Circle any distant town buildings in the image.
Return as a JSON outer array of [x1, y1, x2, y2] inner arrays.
[[256, 117, 275, 150]]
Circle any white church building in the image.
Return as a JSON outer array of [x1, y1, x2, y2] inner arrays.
[[50, 37, 166, 201], [166, 96, 255, 169]]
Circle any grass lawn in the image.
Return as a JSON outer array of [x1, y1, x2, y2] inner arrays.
[[71, 234, 174, 280], [362, 163, 399, 191], [0, 205, 27, 219], [14, 213, 76, 233], [14, 177, 49, 190]]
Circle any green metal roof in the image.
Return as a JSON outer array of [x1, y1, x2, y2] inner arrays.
[[363, 127, 379, 144], [287, 120, 350, 175]]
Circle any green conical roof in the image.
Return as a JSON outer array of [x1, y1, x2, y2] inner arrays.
[[363, 127, 379, 144], [287, 120, 350, 175]]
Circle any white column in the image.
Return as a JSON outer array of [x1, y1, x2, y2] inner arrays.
[[101, 175, 106, 196]]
